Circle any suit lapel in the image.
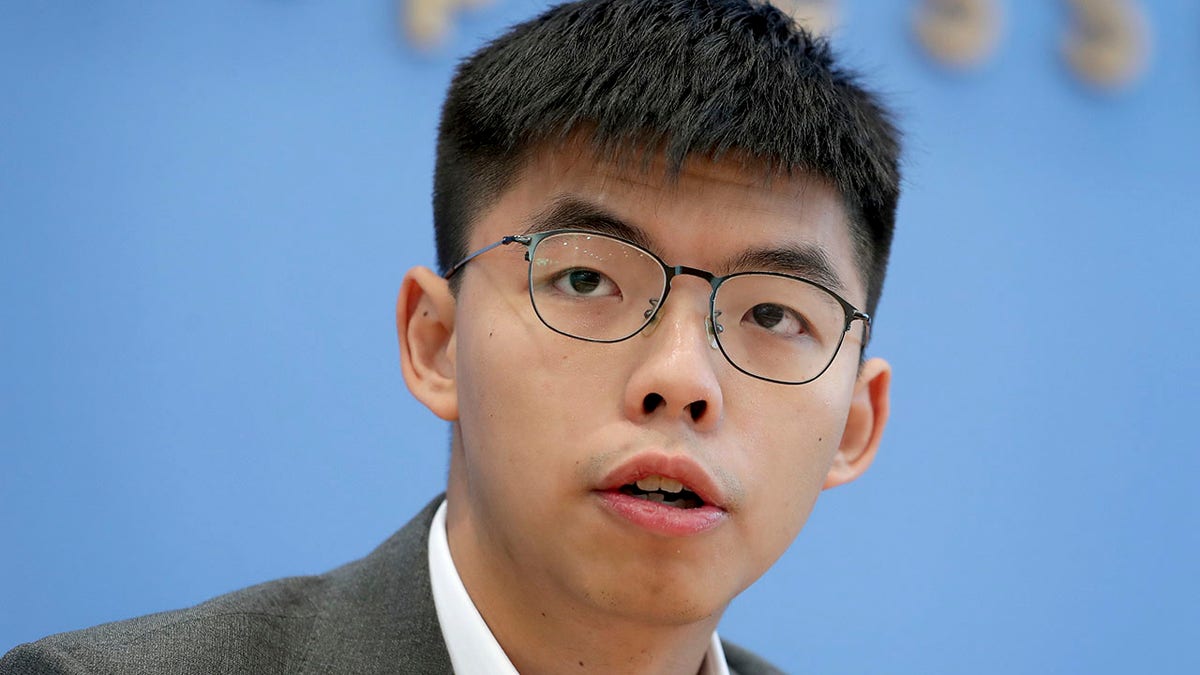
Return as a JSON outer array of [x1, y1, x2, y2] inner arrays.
[[297, 496, 453, 674]]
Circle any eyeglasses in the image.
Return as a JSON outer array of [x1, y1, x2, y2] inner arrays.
[[444, 229, 870, 385]]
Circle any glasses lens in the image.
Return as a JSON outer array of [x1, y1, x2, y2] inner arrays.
[[528, 232, 667, 342], [713, 274, 849, 383]]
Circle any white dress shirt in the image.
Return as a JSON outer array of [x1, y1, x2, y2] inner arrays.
[[428, 500, 731, 675]]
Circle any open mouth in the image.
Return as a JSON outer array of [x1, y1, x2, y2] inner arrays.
[[618, 475, 705, 509]]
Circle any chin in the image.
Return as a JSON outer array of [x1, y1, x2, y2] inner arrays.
[[593, 587, 727, 627], [572, 558, 741, 627]]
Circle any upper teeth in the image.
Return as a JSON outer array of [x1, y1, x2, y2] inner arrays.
[[636, 476, 684, 493]]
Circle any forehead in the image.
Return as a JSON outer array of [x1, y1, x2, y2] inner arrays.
[[472, 141, 864, 303]]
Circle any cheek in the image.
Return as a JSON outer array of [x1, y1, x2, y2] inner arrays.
[[716, 393, 847, 588], [733, 384, 851, 523], [453, 301, 618, 474], [452, 307, 534, 485]]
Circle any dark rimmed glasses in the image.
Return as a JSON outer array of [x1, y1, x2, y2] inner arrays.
[[444, 229, 870, 385]]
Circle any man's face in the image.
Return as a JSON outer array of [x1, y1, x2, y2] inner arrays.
[[416, 143, 886, 627]]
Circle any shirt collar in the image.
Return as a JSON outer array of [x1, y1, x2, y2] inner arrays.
[[427, 499, 730, 675]]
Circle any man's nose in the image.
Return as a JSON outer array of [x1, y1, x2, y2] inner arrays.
[[621, 281, 724, 430]]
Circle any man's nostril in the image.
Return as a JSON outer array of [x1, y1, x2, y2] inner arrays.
[[687, 400, 707, 421], [642, 393, 665, 414]]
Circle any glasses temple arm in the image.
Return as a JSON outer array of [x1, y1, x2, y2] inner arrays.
[[851, 310, 872, 347], [443, 235, 530, 279]]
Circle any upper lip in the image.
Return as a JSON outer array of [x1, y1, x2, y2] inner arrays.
[[596, 451, 729, 510]]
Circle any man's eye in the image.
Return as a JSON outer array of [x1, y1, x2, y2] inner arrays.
[[745, 303, 807, 335], [553, 268, 617, 297]]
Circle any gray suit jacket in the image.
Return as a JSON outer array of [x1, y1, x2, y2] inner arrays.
[[1, 496, 782, 674]]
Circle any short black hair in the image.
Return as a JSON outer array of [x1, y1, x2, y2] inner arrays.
[[433, 0, 901, 316]]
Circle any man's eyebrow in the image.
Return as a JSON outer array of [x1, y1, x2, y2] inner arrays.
[[726, 245, 846, 292], [523, 196, 846, 292], [522, 197, 657, 251]]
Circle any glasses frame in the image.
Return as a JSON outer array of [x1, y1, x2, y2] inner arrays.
[[444, 229, 871, 385]]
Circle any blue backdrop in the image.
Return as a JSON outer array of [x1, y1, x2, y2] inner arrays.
[[2, 2, 1197, 673]]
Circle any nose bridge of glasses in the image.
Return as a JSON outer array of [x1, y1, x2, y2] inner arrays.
[[662, 265, 721, 302], [642, 265, 721, 348], [667, 264, 720, 287], [657, 265, 721, 309]]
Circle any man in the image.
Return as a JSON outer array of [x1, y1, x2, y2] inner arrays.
[[2, 0, 899, 672]]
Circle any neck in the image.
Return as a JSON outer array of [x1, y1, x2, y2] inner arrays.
[[444, 496, 722, 675]]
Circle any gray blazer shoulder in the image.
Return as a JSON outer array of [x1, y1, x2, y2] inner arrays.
[[721, 640, 787, 675], [0, 497, 452, 675], [3, 496, 785, 674]]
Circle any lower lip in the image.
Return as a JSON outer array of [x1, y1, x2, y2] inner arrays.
[[595, 491, 727, 537]]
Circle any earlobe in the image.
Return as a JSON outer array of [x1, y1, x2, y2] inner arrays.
[[823, 357, 891, 489], [396, 266, 459, 421]]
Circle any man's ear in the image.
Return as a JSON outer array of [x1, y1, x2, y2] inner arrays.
[[824, 357, 891, 489], [396, 266, 458, 421]]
